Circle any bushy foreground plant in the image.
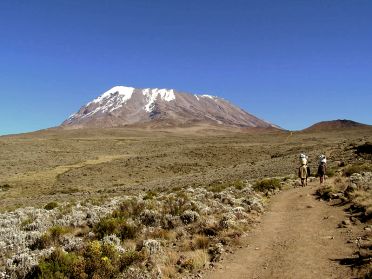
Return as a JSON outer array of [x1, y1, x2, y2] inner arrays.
[[31, 226, 72, 250], [44, 202, 58, 211], [14, 178, 267, 279], [35, 248, 86, 279], [31, 241, 146, 279], [207, 180, 245, 193], [93, 217, 139, 240], [162, 193, 194, 216], [253, 178, 281, 192]]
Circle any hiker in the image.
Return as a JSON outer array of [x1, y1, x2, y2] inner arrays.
[[298, 162, 308, 187], [317, 155, 327, 184]]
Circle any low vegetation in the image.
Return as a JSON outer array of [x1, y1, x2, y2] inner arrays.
[[44, 202, 59, 211], [253, 178, 281, 192], [343, 163, 372, 177], [1, 126, 371, 278], [316, 166, 372, 278], [0, 177, 295, 278]]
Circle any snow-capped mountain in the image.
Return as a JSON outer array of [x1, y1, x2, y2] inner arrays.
[[61, 86, 278, 129]]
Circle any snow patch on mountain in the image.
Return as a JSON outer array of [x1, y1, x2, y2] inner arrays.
[[201, 94, 216, 99], [143, 88, 176, 112], [68, 86, 135, 120], [91, 86, 134, 105]]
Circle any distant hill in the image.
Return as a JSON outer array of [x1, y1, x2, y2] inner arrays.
[[61, 86, 280, 129], [303, 119, 370, 132]]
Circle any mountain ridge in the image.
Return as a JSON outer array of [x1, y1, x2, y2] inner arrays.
[[61, 86, 280, 129]]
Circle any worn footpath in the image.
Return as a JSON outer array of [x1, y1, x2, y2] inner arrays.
[[206, 182, 359, 279]]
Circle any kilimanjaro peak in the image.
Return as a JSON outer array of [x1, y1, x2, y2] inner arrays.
[[62, 86, 278, 129]]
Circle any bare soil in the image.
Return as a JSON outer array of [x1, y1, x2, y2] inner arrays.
[[206, 181, 364, 279]]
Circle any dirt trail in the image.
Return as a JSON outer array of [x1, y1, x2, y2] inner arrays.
[[206, 182, 357, 279]]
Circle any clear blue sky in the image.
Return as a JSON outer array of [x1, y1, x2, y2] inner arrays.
[[1, 0, 371, 135]]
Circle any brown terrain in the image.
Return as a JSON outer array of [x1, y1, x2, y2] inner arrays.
[[304, 119, 370, 132], [1, 125, 369, 212], [0, 124, 371, 278], [206, 179, 365, 279]]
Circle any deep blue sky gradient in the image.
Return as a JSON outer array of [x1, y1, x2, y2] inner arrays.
[[1, 0, 371, 135]]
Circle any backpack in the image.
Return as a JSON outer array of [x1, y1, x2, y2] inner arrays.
[[318, 163, 326, 175]]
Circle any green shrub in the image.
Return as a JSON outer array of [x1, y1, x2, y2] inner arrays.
[[207, 181, 229, 193], [35, 241, 123, 279], [83, 241, 120, 278], [343, 163, 372, 177], [118, 222, 139, 240], [143, 190, 157, 200], [44, 202, 58, 210], [30, 233, 52, 250], [49, 226, 71, 240], [93, 217, 125, 239], [37, 248, 87, 279], [20, 217, 34, 229], [163, 193, 193, 216], [34, 241, 135, 279], [93, 217, 139, 240], [253, 178, 281, 192], [119, 251, 146, 271], [232, 180, 245, 190], [30, 226, 71, 250], [115, 199, 145, 218]]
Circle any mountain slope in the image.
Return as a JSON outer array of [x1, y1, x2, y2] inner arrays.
[[303, 119, 369, 132], [61, 86, 279, 129]]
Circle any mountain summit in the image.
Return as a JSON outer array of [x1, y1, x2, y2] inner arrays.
[[61, 86, 278, 129]]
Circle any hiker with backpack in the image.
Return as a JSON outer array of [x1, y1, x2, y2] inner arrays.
[[317, 155, 327, 184], [298, 162, 308, 187], [298, 153, 308, 187]]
